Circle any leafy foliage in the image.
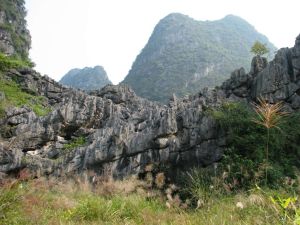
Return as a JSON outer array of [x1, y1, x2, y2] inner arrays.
[[251, 41, 269, 56], [271, 195, 298, 223], [211, 102, 300, 188]]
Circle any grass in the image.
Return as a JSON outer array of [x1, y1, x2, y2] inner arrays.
[[0, 176, 299, 225], [0, 53, 33, 71], [0, 54, 50, 117], [63, 136, 86, 151], [0, 74, 51, 117]]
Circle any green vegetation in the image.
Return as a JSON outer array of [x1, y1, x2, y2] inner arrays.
[[0, 53, 48, 118], [0, 177, 299, 225], [251, 41, 270, 56], [1, 102, 299, 224], [0, 53, 34, 71], [0, 72, 51, 117], [0, 0, 31, 60], [211, 102, 300, 188], [63, 136, 86, 151], [122, 14, 276, 103]]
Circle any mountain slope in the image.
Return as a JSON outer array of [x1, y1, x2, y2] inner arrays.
[[0, 0, 31, 59], [122, 13, 276, 102], [60, 66, 112, 91]]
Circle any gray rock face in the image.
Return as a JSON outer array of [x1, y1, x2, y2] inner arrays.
[[0, 28, 14, 55], [0, 33, 300, 180], [250, 37, 300, 108], [0, 1, 31, 59], [0, 75, 226, 178], [250, 55, 268, 76]]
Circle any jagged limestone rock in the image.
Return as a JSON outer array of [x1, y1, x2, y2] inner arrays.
[[0, 33, 300, 179]]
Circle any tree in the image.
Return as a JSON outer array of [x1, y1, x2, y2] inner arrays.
[[251, 41, 269, 56]]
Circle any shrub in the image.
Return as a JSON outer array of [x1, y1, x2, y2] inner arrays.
[[251, 41, 269, 56], [211, 102, 300, 188]]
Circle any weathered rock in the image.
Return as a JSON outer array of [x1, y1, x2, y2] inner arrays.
[[292, 34, 300, 80], [0, 28, 14, 55], [0, 33, 300, 180], [250, 55, 268, 76], [0, 71, 226, 178], [0, 1, 31, 58], [251, 47, 298, 103]]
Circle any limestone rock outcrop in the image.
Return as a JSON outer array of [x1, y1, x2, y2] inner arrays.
[[0, 33, 300, 179], [0, 0, 31, 59]]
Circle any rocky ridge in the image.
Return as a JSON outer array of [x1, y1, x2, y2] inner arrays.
[[0, 34, 299, 180], [59, 66, 112, 91]]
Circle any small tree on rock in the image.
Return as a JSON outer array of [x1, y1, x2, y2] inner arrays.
[[251, 41, 269, 56]]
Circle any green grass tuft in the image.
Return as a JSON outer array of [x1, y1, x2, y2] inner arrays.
[[63, 136, 86, 151], [0, 53, 33, 71], [0, 74, 51, 118]]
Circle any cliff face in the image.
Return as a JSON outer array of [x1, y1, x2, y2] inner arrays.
[[0, 0, 31, 59], [122, 13, 276, 103], [222, 34, 300, 110], [59, 66, 112, 91], [0, 34, 299, 180]]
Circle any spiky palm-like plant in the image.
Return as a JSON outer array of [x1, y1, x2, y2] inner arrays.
[[252, 97, 288, 184]]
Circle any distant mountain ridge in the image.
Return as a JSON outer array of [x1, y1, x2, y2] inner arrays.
[[122, 13, 277, 102], [59, 66, 112, 91]]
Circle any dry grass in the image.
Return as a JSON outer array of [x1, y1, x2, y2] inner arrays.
[[155, 172, 165, 189], [252, 97, 288, 129], [94, 175, 146, 196], [252, 97, 289, 184], [0, 176, 299, 225]]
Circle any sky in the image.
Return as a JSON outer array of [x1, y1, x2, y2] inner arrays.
[[25, 0, 300, 84]]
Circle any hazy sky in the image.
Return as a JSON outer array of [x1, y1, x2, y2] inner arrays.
[[25, 0, 300, 84]]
